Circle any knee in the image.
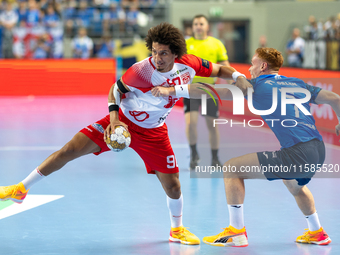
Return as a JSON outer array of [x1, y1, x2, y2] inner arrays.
[[223, 158, 238, 179], [187, 121, 197, 132], [56, 141, 81, 159], [283, 179, 302, 196]]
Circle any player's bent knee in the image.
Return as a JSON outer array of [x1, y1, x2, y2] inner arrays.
[[283, 179, 303, 196]]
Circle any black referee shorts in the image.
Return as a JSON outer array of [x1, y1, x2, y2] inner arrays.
[[257, 138, 325, 186], [183, 98, 219, 118]]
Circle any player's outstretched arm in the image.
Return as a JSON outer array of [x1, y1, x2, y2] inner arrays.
[[105, 79, 130, 138], [210, 63, 252, 95], [151, 83, 237, 101], [314, 89, 340, 136]]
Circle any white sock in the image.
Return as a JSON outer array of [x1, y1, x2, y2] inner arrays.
[[22, 168, 45, 190], [228, 204, 244, 229], [167, 194, 183, 228], [305, 211, 321, 232]]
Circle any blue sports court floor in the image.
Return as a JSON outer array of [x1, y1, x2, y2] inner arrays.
[[0, 95, 339, 255]]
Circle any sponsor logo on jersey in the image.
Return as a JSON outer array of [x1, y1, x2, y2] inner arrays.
[[91, 123, 104, 133], [158, 112, 170, 123], [201, 58, 210, 69], [129, 111, 150, 122], [163, 96, 179, 109], [181, 72, 191, 84], [170, 67, 188, 77]]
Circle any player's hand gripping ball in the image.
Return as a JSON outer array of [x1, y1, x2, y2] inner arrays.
[[105, 125, 131, 152]]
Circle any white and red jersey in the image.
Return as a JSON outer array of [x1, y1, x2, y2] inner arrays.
[[120, 54, 213, 128]]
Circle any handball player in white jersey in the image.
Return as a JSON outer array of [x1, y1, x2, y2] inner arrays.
[[0, 22, 249, 245]]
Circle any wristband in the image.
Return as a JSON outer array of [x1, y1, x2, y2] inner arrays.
[[175, 84, 190, 98], [232, 71, 246, 82], [108, 104, 119, 112]]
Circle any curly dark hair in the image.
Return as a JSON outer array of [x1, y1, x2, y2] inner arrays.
[[145, 23, 187, 59], [255, 47, 284, 71]]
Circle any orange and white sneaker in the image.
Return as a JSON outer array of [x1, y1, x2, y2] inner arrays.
[[169, 226, 200, 245], [296, 227, 331, 245], [203, 225, 248, 247], [0, 182, 29, 204]]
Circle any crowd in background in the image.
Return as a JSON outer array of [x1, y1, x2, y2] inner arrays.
[[0, 0, 157, 59], [1, 1, 340, 68], [286, 14, 340, 68]]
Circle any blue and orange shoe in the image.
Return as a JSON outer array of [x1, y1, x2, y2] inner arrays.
[[0, 182, 29, 204], [169, 226, 200, 245], [296, 227, 331, 245], [203, 225, 248, 247]]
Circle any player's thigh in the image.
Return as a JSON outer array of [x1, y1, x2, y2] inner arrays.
[[224, 152, 267, 179], [63, 132, 101, 156]]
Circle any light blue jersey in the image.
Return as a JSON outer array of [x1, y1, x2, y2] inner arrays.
[[249, 74, 322, 148]]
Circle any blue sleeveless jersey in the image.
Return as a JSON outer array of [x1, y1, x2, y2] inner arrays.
[[248, 74, 323, 148]]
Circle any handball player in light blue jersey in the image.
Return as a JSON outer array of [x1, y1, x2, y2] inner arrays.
[[149, 46, 340, 247]]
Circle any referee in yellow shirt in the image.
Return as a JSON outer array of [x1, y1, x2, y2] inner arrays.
[[185, 14, 230, 170]]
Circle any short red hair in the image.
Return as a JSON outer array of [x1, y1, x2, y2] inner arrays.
[[255, 47, 284, 71]]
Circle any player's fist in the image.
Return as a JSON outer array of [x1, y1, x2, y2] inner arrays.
[[235, 77, 252, 96]]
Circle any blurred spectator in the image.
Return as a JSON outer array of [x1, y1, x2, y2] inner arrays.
[[63, 0, 77, 37], [102, 3, 126, 36], [121, 0, 139, 8], [49, 23, 64, 58], [26, 0, 41, 27], [33, 33, 52, 59], [17, 0, 28, 23], [39, 0, 49, 11], [0, 2, 18, 58], [95, 33, 114, 58], [324, 16, 336, 40], [304, 15, 324, 40], [75, 1, 94, 28], [259, 35, 267, 48], [71, 27, 93, 58], [93, 0, 120, 8], [13, 20, 29, 59], [335, 13, 340, 40], [125, 5, 139, 35], [286, 28, 305, 67], [140, 0, 157, 10], [44, 5, 60, 30]]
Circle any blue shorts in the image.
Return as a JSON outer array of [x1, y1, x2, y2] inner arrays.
[[257, 139, 325, 186]]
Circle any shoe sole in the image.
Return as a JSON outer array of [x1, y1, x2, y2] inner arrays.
[[0, 198, 24, 204], [296, 237, 332, 245], [203, 234, 248, 247], [203, 240, 248, 247], [169, 236, 200, 245]]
